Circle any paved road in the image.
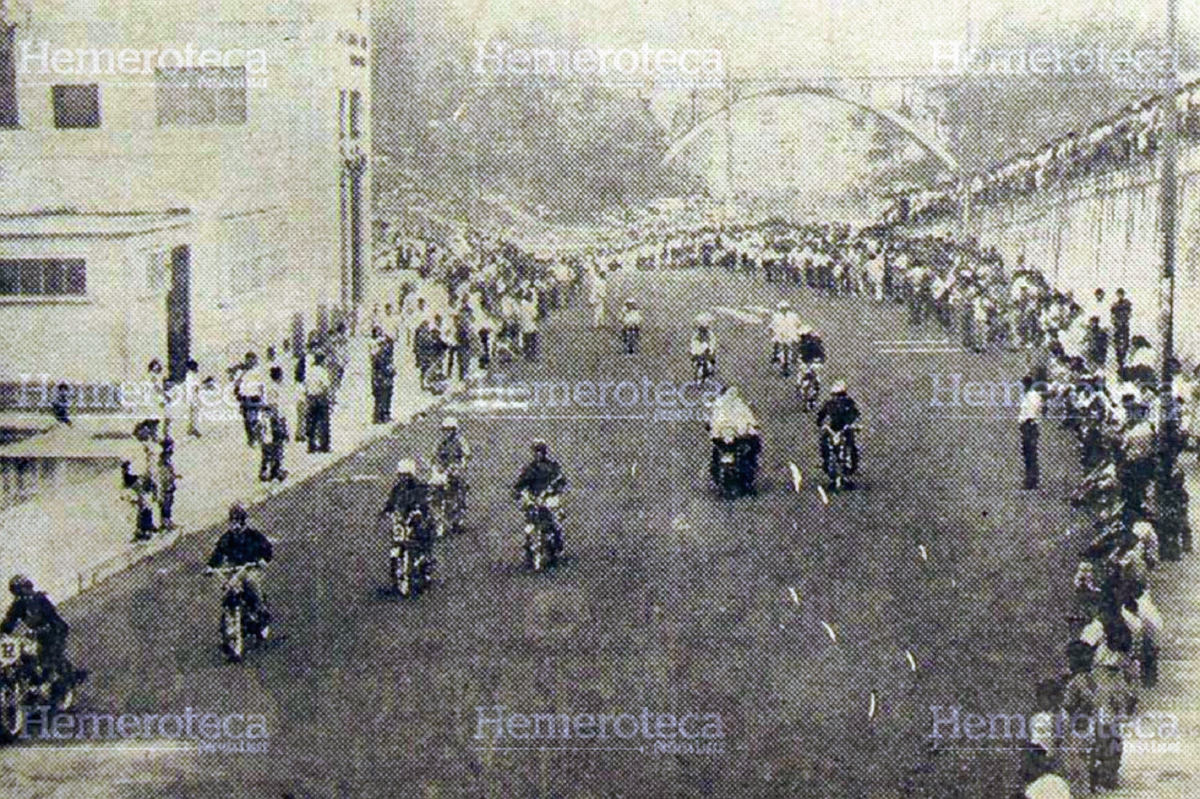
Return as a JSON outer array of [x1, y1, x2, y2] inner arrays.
[[3, 269, 1091, 798]]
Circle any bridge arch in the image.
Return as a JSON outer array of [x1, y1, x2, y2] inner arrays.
[[663, 85, 959, 173]]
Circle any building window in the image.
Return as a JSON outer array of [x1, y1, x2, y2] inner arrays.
[[348, 90, 362, 139], [155, 68, 247, 126], [1, 24, 17, 128], [52, 85, 101, 128], [0, 259, 87, 297]]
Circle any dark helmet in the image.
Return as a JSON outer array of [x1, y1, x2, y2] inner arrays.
[[228, 503, 248, 526], [531, 439, 549, 457], [8, 574, 33, 596]]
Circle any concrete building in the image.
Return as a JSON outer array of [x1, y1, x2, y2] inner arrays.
[[0, 0, 371, 393]]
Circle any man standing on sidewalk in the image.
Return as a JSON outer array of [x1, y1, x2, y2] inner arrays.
[[304, 353, 333, 453], [1110, 288, 1132, 373], [260, 366, 290, 481], [370, 326, 396, 425], [1019, 376, 1044, 490]]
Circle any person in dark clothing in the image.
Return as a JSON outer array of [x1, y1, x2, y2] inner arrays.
[[451, 306, 475, 382], [383, 460, 436, 554], [512, 440, 567, 500], [259, 368, 289, 482], [157, 421, 178, 529], [207, 504, 273, 632], [816, 381, 861, 481], [1084, 317, 1109, 371], [1110, 288, 1133, 372], [51, 382, 72, 425], [2, 575, 71, 675], [370, 326, 396, 424]]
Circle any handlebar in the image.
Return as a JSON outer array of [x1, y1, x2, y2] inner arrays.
[[206, 561, 266, 575]]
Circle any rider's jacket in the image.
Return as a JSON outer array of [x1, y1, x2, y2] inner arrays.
[[817, 395, 860, 431], [514, 457, 565, 497], [435, 435, 471, 471], [208, 525, 274, 569], [385, 475, 431, 518], [1, 591, 68, 645]]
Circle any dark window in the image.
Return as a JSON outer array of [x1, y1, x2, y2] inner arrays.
[[52, 85, 101, 128], [155, 68, 247, 126], [349, 90, 362, 139], [0, 24, 16, 128], [0, 259, 87, 297]]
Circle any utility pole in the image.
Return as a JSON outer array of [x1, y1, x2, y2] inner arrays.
[[1156, 0, 1188, 560]]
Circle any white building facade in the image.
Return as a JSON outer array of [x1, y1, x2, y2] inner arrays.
[[0, 0, 371, 389]]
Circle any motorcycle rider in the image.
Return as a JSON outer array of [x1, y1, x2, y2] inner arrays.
[[620, 298, 643, 354], [430, 417, 471, 534], [383, 458, 437, 576], [1, 575, 73, 681], [690, 313, 717, 378], [513, 439, 568, 506], [816, 380, 861, 487], [206, 503, 274, 638], [708, 385, 762, 495], [767, 300, 800, 374]]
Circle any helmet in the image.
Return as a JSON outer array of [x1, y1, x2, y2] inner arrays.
[[8, 574, 33, 596], [695, 313, 713, 327], [777, 300, 790, 310], [228, 503, 248, 525], [625, 298, 636, 307], [396, 458, 417, 475], [1133, 521, 1157, 542], [830, 380, 847, 394], [531, 439, 549, 456], [441, 416, 459, 429]]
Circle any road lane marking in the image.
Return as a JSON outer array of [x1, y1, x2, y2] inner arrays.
[[820, 621, 837, 642]]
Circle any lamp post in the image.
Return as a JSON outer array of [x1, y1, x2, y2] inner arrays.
[[1155, 0, 1187, 560]]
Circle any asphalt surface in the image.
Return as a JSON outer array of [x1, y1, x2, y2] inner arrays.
[[3, 268, 1092, 798]]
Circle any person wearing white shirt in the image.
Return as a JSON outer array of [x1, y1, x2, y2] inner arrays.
[[1019, 378, 1045, 489]]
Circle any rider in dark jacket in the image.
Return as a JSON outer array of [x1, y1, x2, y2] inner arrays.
[[512, 440, 566, 499], [2, 575, 70, 673], [816, 381, 861, 479], [384, 460, 435, 552], [207, 504, 273, 631]]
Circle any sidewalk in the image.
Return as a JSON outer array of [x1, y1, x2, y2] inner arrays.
[[0, 349, 444, 604], [1107, 467, 1200, 798]]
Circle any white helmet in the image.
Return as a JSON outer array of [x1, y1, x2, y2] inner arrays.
[[396, 458, 417, 475], [830, 380, 847, 394], [777, 300, 790, 310], [441, 416, 459, 429]]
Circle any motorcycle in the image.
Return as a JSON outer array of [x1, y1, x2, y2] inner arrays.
[[821, 423, 860, 492], [711, 427, 761, 500], [0, 631, 84, 739], [622, 324, 640, 355], [772, 341, 794, 377], [429, 467, 468, 537], [519, 489, 566, 571], [390, 509, 436, 598], [798, 363, 821, 412], [209, 562, 268, 663]]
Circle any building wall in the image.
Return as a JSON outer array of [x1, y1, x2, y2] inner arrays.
[[901, 145, 1200, 365], [0, 0, 371, 384]]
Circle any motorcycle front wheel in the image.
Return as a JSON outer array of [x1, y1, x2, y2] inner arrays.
[[0, 683, 26, 738], [222, 606, 244, 662]]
